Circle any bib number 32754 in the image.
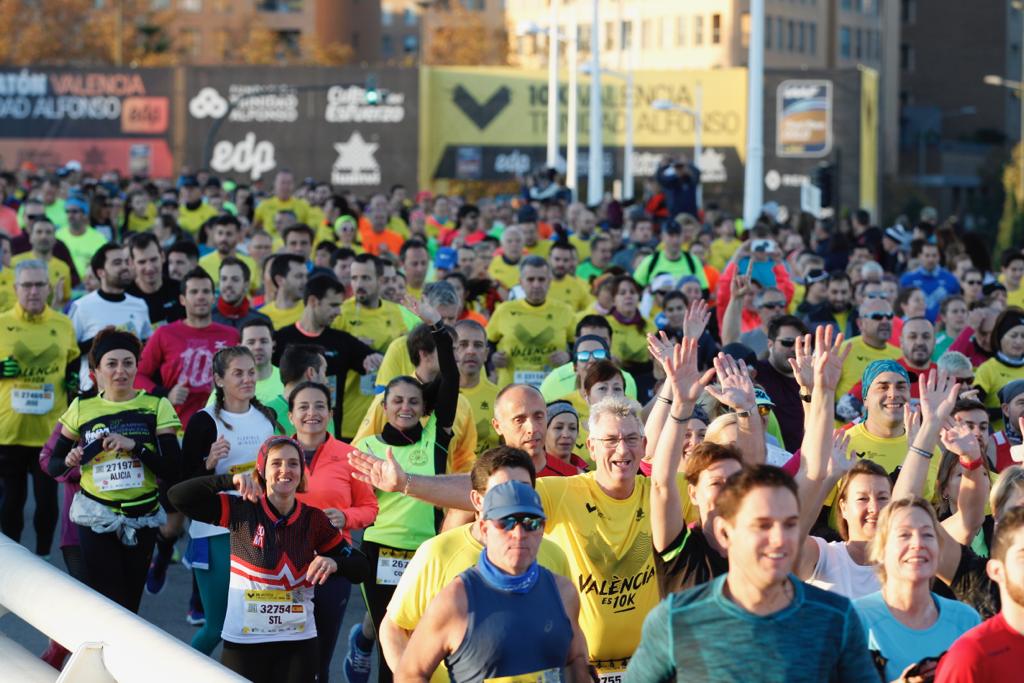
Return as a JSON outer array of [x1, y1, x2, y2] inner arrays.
[[242, 589, 305, 635]]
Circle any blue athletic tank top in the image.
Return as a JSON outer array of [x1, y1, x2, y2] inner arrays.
[[445, 564, 573, 683]]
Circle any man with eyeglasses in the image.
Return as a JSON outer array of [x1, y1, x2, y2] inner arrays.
[[754, 315, 809, 452], [836, 298, 901, 397], [11, 217, 73, 307], [396, 480, 589, 682], [55, 197, 105, 285], [348, 396, 669, 677], [0, 260, 78, 557]]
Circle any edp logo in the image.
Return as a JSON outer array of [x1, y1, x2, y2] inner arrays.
[[210, 132, 276, 180]]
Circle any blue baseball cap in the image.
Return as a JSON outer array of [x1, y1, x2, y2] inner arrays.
[[481, 481, 545, 521], [435, 247, 457, 271]]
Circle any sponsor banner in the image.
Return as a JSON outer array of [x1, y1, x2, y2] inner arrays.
[[0, 68, 172, 139], [775, 79, 832, 158], [419, 66, 748, 187], [0, 139, 174, 177], [183, 67, 418, 192]]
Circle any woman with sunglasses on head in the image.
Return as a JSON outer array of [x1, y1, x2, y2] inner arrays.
[[974, 307, 1024, 430], [46, 328, 181, 613], [287, 380, 379, 683], [168, 436, 369, 683], [179, 345, 280, 654], [348, 294, 459, 683]]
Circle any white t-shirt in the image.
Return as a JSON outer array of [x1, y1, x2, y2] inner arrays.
[[188, 406, 276, 540], [806, 536, 879, 600], [69, 290, 152, 391]]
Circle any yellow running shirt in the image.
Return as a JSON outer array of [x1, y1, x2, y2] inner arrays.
[[177, 202, 218, 237], [549, 275, 593, 313], [488, 298, 576, 388], [459, 378, 500, 455], [375, 335, 416, 388], [606, 315, 655, 365], [487, 256, 522, 291], [332, 298, 409, 438], [254, 197, 311, 240], [258, 300, 305, 331], [836, 335, 901, 397], [198, 251, 260, 292], [534, 473, 660, 663], [0, 304, 79, 447], [837, 422, 941, 503], [388, 522, 571, 683], [975, 357, 1024, 430]]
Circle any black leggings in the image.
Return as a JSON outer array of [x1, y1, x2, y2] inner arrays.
[[0, 444, 58, 554], [221, 637, 318, 683], [76, 524, 157, 613], [314, 574, 352, 683], [361, 540, 414, 683]]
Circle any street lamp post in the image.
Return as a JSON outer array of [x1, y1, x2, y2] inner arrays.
[[566, 16, 579, 196], [652, 83, 704, 211], [587, 0, 603, 206], [547, 4, 559, 169], [583, 60, 634, 203], [743, 0, 765, 226]]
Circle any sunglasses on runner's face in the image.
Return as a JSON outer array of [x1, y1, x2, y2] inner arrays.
[[760, 301, 786, 310], [774, 338, 797, 347], [492, 515, 544, 532], [864, 312, 895, 321], [576, 349, 608, 363], [964, 280, 981, 286]]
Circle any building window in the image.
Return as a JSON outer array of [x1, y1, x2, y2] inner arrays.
[[382, 34, 393, 57], [901, 0, 916, 24], [381, 9, 392, 26], [711, 13, 721, 44], [786, 19, 794, 51], [621, 20, 632, 49], [656, 20, 664, 49], [765, 14, 772, 49], [840, 26, 851, 58], [403, 8, 416, 25], [855, 28, 862, 59], [579, 24, 591, 51], [351, 30, 360, 50], [676, 16, 686, 47], [403, 35, 418, 53], [900, 43, 914, 71], [797, 21, 805, 52], [694, 15, 703, 45], [809, 22, 816, 54], [642, 19, 652, 48], [604, 21, 614, 50]]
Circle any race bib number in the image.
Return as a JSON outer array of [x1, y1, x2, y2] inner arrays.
[[376, 547, 415, 585], [242, 589, 305, 635], [92, 457, 145, 492], [513, 370, 546, 388], [11, 384, 55, 415], [597, 671, 625, 683], [360, 372, 378, 396], [486, 669, 562, 683]]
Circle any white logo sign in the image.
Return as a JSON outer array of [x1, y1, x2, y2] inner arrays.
[[210, 132, 276, 180], [188, 85, 298, 122], [189, 87, 228, 119], [325, 86, 405, 123], [696, 148, 727, 183], [765, 169, 782, 191], [765, 169, 812, 191], [494, 150, 532, 175], [331, 132, 381, 185]]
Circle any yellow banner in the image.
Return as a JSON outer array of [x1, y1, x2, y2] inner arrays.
[[418, 66, 747, 187], [859, 67, 879, 218]]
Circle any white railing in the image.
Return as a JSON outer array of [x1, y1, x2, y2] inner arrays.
[[0, 533, 248, 683]]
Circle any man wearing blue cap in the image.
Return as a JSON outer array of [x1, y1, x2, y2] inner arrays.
[[992, 379, 1024, 471], [396, 480, 589, 682], [55, 197, 105, 284]]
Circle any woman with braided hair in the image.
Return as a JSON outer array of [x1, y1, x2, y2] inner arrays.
[[180, 345, 280, 653]]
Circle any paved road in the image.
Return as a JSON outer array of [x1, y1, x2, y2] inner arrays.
[[0, 486, 376, 682]]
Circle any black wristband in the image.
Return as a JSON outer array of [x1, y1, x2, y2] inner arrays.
[[670, 413, 691, 424]]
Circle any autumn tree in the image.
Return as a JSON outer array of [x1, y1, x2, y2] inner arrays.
[[424, 3, 509, 66]]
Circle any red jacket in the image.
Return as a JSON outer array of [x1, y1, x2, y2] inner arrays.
[[296, 434, 379, 543]]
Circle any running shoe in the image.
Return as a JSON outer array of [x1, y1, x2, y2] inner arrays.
[[343, 624, 372, 683], [185, 608, 206, 626], [145, 558, 168, 595]]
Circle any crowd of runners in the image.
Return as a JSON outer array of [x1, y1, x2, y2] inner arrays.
[[0, 160, 1022, 682]]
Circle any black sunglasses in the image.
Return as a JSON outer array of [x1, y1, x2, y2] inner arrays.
[[492, 515, 544, 532], [864, 312, 895, 321], [760, 301, 786, 309], [774, 338, 797, 347]]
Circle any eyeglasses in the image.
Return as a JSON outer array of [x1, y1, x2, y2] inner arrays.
[[865, 292, 891, 299], [864, 312, 895, 321], [492, 515, 544, 532], [964, 280, 981, 286], [654, 290, 672, 297], [760, 301, 786, 310], [596, 434, 643, 449], [16, 281, 48, 289], [26, 214, 45, 222], [774, 338, 797, 347], [576, 349, 608, 363]]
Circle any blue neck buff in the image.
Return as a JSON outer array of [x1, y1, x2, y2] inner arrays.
[[476, 549, 539, 594]]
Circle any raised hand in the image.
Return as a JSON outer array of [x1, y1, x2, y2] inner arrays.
[[811, 326, 848, 395], [347, 447, 405, 493], [941, 423, 982, 462], [168, 379, 189, 406], [403, 294, 442, 325], [646, 331, 675, 368], [682, 299, 711, 340], [704, 353, 756, 412], [904, 403, 923, 447], [825, 429, 855, 483], [788, 333, 815, 392], [205, 435, 231, 471], [663, 338, 716, 405], [918, 368, 960, 425]]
